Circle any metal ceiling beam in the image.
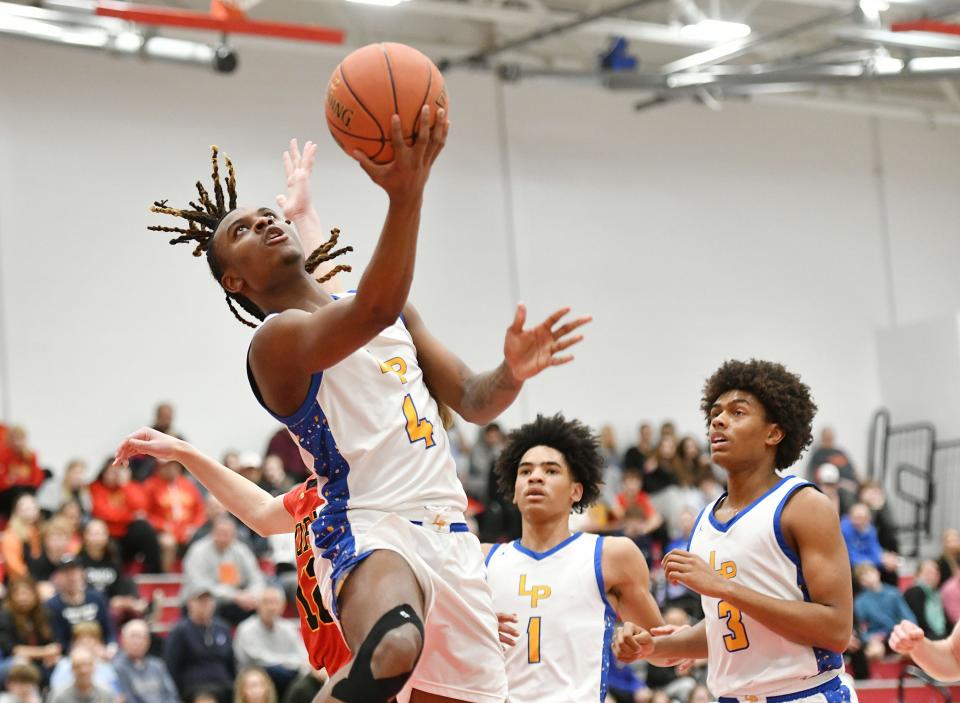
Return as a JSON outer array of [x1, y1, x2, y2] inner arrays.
[[835, 26, 960, 51], [660, 8, 854, 73], [440, 0, 665, 69]]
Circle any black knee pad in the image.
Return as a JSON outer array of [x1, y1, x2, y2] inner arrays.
[[332, 603, 425, 703]]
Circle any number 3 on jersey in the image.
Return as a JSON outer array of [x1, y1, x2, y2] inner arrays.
[[718, 600, 749, 652], [403, 394, 435, 448]]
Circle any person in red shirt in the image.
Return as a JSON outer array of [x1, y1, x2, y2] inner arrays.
[[0, 426, 48, 519], [612, 468, 664, 560], [89, 460, 162, 573], [144, 459, 206, 572]]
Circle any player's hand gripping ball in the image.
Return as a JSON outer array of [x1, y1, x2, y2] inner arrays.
[[325, 42, 449, 164]]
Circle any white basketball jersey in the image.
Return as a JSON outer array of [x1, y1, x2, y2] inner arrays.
[[688, 473, 843, 698], [249, 293, 467, 519], [485, 533, 615, 703]]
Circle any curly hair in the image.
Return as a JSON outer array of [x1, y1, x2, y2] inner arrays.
[[701, 359, 817, 470], [494, 414, 604, 513]]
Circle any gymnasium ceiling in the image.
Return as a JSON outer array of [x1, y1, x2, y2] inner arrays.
[[4, 0, 960, 119]]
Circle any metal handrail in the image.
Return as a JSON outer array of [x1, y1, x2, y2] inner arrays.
[[898, 664, 952, 703]]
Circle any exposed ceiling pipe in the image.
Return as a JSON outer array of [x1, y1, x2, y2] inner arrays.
[[0, 1, 236, 71], [660, 8, 855, 73], [438, 0, 666, 71], [835, 26, 960, 50]]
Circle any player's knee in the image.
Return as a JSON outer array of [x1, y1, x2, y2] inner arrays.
[[370, 623, 423, 679], [331, 604, 424, 703]]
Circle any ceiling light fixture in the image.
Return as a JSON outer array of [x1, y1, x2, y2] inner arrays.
[[679, 19, 751, 41]]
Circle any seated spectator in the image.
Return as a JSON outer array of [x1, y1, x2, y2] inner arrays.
[[235, 454, 263, 488], [1, 495, 43, 580], [49, 622, 120, 695], [258, 456, 293, 498], [37, 460, 91, 519], [599, 425, 623, 502], [143, 459, 205, 572], [806, 427, 860, 495], [234, 586, 307, 697], [89, 461, 161, 573], [623, 423, 655, 474], [279, 669, 327, 703], [164, 584, 234, 703], [687, 685, 711, 703], [182, 516, 265, 627], [841, 503, 899, 585], [233, 667, 277, 703], [27, 517, 77, 590], [129, 404, 184, 482], [54, 502, 84, 555], [48, 645, 117, 703], [859, 481, 898, 554], [940, 572, 960, 627], [77, 520, 147, 619], [613, 469, 663, 554], [854, 562, 915, 660], [0, 576, 61, 684], [46, 556, 115, 653], [813, 464, 855, 516], [264, 429, 308, 481], [662, 510, 701, 616], [642, 436, 680, 496], [113, 619, 179, 703], [676, 436, 710, 488], [937, 528, 960, 586], [0, 662, 41, 703], [0, 427, 47, 519], [904, 560, 948, 640], [189, 496, 269, 559]]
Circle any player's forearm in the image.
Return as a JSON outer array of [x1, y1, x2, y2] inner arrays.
[[650, 620, 709, 663], [910, 638, 960, 682], [458, 360, 523, 425], [353, 195, 422, 324], [171, 441, 290, 536], [719, 580, 851, 653]]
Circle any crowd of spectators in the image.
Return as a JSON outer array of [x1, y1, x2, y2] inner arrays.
[[0, 406, 956, 702]]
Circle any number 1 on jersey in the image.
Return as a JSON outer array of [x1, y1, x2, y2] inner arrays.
[[527, 616, 542, 664], [403, 394, 435, 448], [718, 600, 749, 652]]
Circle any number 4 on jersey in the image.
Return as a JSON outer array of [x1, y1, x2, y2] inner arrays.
[[403, 394, 435, 448]]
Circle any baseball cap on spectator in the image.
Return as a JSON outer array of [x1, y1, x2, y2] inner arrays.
[[53, 555, 83, 573], [183, 583, 214, 601], [816, 463, 840, 485]]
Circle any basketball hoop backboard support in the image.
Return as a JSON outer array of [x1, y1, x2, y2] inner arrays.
[[95, 0, 344, 43]]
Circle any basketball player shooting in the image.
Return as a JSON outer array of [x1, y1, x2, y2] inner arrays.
[[614, 360, 855, 703], [135, 108, 590, 703]]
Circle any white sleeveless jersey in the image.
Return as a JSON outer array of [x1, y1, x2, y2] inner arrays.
[[688, 473, 843, 698], [249, 293, 467, 520], [485, 533, 616, 703]]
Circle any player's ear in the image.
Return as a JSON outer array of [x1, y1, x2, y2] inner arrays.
[[571, 481, 583, 504], [221, 271, 244, 295], [766, 424, 785, 447]]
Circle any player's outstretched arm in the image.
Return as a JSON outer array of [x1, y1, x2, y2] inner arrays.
[[250, 108, 449, 416], [403, 302, 591, 425], [602, 536, 664, 630], [890, 620, 960, 682], [114, 428, 295, 536], [663, 488, 852, 653], [275, 139, 344, 295]]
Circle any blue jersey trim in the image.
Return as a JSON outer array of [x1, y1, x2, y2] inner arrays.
[[772, 480, 813, 569], [410, 521, 469, 532], [686, 504, 709, 551], [594, 536, 616, 702], [512, 532, 583, 561], [772, 481, 844, 675], [484, 543, 501, 568], [707, 474, 791, 533], [717, 674, 843, 702]]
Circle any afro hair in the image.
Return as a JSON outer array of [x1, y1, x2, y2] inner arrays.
[[494, 413, 604, 513], [701, 359, 817, 470]]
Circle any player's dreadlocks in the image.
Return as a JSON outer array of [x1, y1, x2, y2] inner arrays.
[[149, 146, 353, 328]]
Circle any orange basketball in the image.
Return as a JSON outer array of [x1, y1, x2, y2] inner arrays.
[[325, 43, 448, 164]]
